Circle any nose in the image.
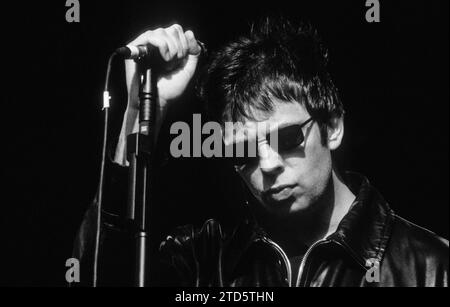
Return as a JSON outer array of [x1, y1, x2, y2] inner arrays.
[[258, 140, 284, 175]]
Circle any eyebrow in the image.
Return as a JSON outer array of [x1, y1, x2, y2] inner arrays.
[[274, 117, 312, 130]]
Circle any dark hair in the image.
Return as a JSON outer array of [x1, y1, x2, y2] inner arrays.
[[199, 17, 344, 144]]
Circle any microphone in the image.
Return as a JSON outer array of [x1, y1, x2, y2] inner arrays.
[[116, 45, 156, 60], [116, 41, 206, 60]]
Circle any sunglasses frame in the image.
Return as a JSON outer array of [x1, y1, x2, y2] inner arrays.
[[231, 117, 315, 169]]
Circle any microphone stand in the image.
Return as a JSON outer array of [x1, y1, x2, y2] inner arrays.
[[126, 60, 157, 287]]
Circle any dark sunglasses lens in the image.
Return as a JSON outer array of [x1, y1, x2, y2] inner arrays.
[[269, 124, 304, 151], [224, 122, 310, 167]]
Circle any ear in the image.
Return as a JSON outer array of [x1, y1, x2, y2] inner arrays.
[[327, 115, 344, 150]]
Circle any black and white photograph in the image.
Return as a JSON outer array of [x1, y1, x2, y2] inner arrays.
[[0, 0, 448, 294]]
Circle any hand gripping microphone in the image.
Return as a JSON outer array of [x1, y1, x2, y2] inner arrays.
[[115, 40, 206, 60]]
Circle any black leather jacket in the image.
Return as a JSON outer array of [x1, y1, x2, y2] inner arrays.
[[73, 173, 449, 287]]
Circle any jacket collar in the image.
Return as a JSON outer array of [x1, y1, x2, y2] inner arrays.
[[242, 172, 395, 269], [327, 172, 394, 267]]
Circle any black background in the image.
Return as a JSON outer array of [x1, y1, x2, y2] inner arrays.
[[0, 0, 448, 286]]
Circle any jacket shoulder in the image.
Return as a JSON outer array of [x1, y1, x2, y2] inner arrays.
[[392, 214, 448, 258], [383, 214, 449, 286]]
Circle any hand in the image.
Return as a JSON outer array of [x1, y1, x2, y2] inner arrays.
[[114, 24, 201, 166], [126, 24, 201, 115]]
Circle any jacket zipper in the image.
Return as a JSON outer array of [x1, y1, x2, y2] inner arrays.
[[261, 237, 292, 286], [262, 237, 331, 287], [294, 239, 328, 287]]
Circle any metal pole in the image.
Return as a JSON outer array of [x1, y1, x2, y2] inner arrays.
[[127, 66, 157, 287]]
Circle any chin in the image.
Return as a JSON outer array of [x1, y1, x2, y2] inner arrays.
[[265, 196, 312, 218], [288, 198, 313, 213]]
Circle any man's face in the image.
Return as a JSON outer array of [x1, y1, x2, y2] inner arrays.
[[223, 100, 334, 219]]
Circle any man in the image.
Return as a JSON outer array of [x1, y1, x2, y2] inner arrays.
[[75, 18, 448, 287]]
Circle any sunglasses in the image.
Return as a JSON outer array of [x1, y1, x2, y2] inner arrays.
[[226, 117, 315, 168]]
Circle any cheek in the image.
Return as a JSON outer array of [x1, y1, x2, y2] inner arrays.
[[308, 141, 331, 174], [287, 131, 332, 187], [239, 168, 264, 198]]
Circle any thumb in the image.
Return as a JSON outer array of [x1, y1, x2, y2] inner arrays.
[[185, 30, 201, 56], [183, 54, 199, 77]]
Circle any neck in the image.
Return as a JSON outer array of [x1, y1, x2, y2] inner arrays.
[[326, 171, 356, 237], [260, 170, 356, 256]]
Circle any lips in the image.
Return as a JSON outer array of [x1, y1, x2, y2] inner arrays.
[[263, 184, 297, 203]]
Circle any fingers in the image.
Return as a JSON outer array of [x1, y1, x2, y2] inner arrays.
[[145, 30, 171, 61], [167, 24, 188, 59], [128, 24, 199, 62], [185, 30, 201, 56]]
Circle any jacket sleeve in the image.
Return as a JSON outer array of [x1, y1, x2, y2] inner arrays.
[[71, 199, 135, 286], [159, 219, 225, 287], [72, 199, 206, 287]]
